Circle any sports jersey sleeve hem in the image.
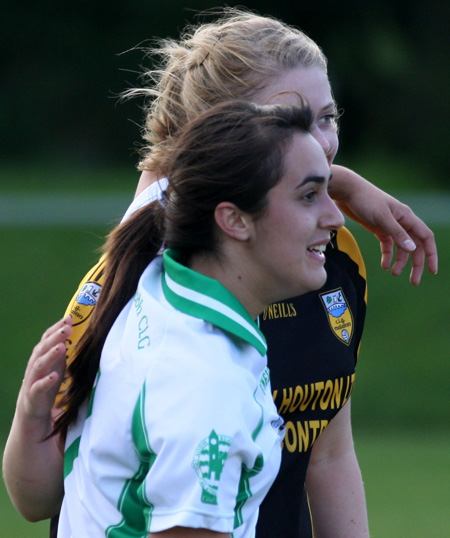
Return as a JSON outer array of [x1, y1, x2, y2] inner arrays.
[[149, 509, 235, 533]]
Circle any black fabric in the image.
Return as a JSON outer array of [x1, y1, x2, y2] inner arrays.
[[49, 515, 58, 538], [256, 230, 367, 537]]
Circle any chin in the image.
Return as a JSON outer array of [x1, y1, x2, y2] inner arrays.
[[305, 270, 328, 293]]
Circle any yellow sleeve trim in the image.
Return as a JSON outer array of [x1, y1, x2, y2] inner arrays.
[[58, 254, 106, 404], [335, 226, 367, 305], [335, 227, 367, 278]]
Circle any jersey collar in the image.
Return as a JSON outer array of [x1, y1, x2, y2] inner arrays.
[[162, 249, 267, 356]]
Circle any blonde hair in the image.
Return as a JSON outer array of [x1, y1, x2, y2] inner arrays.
[[125, 8, 327, 174]]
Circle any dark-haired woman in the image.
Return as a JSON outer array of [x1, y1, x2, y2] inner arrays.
[[17, 100, 344, 537], [3, 9, 437, 538]]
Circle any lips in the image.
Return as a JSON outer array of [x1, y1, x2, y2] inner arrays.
[[307, 242, 328, 261], [307, 244, 326, 254]]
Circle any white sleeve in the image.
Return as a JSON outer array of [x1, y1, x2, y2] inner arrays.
[[135, 337, 266, 534], [120, 178, 169, 223]]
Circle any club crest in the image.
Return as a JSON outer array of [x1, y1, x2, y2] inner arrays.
[[192, 430, 232, 505], [319, 288, 353, 345], [69, 281, 102, 327]]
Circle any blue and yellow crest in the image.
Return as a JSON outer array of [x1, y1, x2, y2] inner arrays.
[[319, 288, 353, 345], [69, 281, 102, 328]]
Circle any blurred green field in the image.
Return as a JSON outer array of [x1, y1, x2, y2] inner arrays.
[[1, 164, 449, 536], [349, 223, 449, 431]]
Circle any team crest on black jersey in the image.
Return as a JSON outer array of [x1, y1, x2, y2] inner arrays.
[[319, 288, 353, 345], [70, 282, 102, 327]]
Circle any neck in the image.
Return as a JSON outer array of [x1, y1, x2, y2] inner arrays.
[[189, 250, 267, 320]]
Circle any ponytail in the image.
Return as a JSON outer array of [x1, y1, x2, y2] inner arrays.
[[53, 201, 165, 437], [53, 98, 314, 437]]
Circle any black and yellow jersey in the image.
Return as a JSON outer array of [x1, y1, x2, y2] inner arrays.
[[256, 226, 367, 538]]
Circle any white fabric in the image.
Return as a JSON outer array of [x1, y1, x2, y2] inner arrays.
[[59, 253, 283, 537], [120, 178, 169, 223]]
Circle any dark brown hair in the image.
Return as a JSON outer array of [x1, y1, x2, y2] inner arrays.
[[54, 99, 313, 436]]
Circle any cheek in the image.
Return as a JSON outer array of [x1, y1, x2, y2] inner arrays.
[[285, 215, 314, 250], [327, 131, 339, 163]]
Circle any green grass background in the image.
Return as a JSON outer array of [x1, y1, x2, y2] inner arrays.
[[1, 164, 449, 536]]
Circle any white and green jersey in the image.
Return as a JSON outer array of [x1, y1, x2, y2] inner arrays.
[[59, 249, 284, 538]]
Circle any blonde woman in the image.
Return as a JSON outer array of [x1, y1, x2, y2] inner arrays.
[[4, 8, 437, 538]]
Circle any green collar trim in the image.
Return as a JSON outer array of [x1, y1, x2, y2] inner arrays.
[[161, 249, 267, 356]]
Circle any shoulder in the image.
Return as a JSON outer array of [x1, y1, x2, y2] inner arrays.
[[331, 227, 367, 281], [146, 320, 266, 420]]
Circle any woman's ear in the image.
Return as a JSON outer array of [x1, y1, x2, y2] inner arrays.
[[214, 202, 252, 241]]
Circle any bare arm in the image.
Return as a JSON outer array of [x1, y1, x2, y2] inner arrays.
[[2, 317, 72, 521], [329, 164, 438, 285], [305, 399, 369, 538], [137, 167, 438, 285]]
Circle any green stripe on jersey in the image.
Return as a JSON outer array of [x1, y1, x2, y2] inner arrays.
[[64, 436, 81, 479], [234, 454, 264, 528], [232, 384, 265, 526], [106, 385, 155, 537], [162, 249, 267, 356], [64, 372, 101, 479], [86, 369, 101, 419]]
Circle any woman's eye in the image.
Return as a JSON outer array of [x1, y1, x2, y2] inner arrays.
[[319, 114, 338, 127], [302, 191, 317, 202]]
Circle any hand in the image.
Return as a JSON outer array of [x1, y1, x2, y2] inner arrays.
[[330, 166, 438, 285], [20, 316, 73, 419]]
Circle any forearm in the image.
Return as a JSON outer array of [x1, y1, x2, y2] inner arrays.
[[329, 164, 386, 217], [306, 449, 369, 538], [328, 165, 365, 203], [2, 402, 64, 521]]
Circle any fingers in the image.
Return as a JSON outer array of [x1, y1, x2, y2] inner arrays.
[[390, 247, 414, 279], [409, 246, 426, 286], [415, 228, 438, 276], [40, 315, 73, 343], [23, 338, 69, 419], [385, 239, 430, 286], [393, 207, 438, 273], [24, 316, 73, 391], [18, 316, 73, 420], [28, 359, 63, 397], [375, 202, 438, 284], [30, 342, 66, 378], [32, 317, 72, 362], [379, 236, 394, 271]]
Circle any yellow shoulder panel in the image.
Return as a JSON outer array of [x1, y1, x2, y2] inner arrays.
[[58, 254, 106, 403], [335, 227, 367, 279], [335, 226, 368, 303]]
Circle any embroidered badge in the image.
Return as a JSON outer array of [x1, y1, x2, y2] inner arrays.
[[192, 430, 232, 505], [319, 288, 354, 345], [70, 282, 102, 326]]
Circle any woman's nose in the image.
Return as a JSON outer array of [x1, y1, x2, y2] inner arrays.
[[312, 126, 332, 157], [322, 196, 345, 230]]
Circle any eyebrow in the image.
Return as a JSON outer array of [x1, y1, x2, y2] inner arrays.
[[296, 173, 332, 188], [322, 101, 337, 112]]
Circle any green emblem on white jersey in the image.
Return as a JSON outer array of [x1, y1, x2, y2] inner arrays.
[[192, 430, 232, 505]]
